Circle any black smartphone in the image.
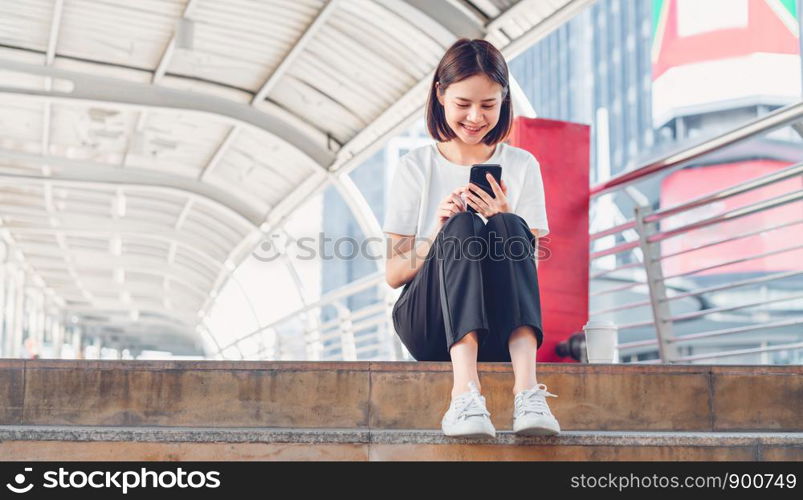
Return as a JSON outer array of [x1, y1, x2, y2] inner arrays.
[[466, 164, 502, 214]]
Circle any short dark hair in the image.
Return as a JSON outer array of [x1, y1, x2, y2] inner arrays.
[[426, 38, 512, 146]]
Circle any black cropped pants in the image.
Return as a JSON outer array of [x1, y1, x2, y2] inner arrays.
[[392, 211, 544, 362]]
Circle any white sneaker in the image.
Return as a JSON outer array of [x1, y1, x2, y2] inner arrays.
[[513, 383, 561, 436], [441, 381, 496, 438]]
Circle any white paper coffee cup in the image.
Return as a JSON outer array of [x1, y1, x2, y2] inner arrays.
[[583, 320, 618, 363]]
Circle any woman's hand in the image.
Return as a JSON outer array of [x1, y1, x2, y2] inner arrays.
[[465, 173, 509, 218], [434, 186, 468, 234]]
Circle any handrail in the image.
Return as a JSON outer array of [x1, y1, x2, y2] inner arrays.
[[590, 220, 636, 241], [651, 189, 803, 244], [667, 292, 803, 323], [589, 279, 647, 297], [589, 101, 803, 197], [316, 302, 387, 332], [663, 270, 803, 303], [617, 318, 803, 350], [590, 161, 803, 241], [646, 162, 803, 224], [319, 315, 386, 341], [588, 101, 803, 364], [216, 271, 387, 354], [669, 318, 803, 345], [615, 318, 656, 330], [661, 242, 803, 281], [590, 261, 642, 279], [589, 273, 803, 322], [590, 240, 639, 259], [672, 342, 803, 362], [659, 218, 803, 260], [589, 298, 651, 316]]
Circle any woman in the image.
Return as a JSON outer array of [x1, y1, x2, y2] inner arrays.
[[382, 39, 561, 438]]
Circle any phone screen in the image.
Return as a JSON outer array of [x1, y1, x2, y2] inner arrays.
[[467, 164, 502, 214]]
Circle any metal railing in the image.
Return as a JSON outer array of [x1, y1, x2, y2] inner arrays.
[[589, 102, 803, 364], [215, 271, 406, 360]]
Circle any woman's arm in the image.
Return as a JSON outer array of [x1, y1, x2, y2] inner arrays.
[[386, 186, 467, 288], [384, 227, 440, 289]]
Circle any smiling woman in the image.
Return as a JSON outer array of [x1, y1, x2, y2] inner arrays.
[[427, 42, 512, 150], [382, 38, 560, 440]]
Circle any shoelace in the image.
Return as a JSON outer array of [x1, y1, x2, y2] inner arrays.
[[451, 382, 490, 421], [516, 383, 558, 417]]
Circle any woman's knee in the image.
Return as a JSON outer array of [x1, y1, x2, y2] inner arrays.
[[437, 212, 486, 259], [485, 212, 529, 233], [484, 213, 535, 259], [440, 211, 482, 237], [450, 330, 480, 351]]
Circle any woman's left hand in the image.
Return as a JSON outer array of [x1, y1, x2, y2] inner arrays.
[[466, 173, 510, 218]]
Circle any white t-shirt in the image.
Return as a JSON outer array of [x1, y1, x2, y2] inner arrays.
[[383, 142, 549, 240]]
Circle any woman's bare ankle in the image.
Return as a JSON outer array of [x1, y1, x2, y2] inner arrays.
[[451, 379, 481, 399], [512, 380, 538, 395]]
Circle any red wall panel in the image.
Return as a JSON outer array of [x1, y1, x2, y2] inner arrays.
[[509, 117, 590, 362]]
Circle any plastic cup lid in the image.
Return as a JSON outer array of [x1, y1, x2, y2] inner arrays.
[[583, 319, 617, 330]]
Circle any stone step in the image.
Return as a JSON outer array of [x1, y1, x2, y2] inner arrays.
[[1, 360, 800, 432], [1, 426, 801, 461]]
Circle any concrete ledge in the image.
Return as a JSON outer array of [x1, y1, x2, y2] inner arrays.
[[1, 426, 801, 461], [1, 425, 801, 447], [2, 360, 800, 431]]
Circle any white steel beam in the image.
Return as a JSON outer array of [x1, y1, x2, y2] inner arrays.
[[17, 253, 212, 295], [45, 0, 64, 65], [399, 0, 485, 38], [3, 216, 221, 270], [66, 305, 198, 326], [153, 0, 200, 84], [0, 149, 260, 228], [0, 59, 335, 168], [329, 175, 384, 272], [203, 0, 340, 182], [20, 244, 216, 285], [4, 220, 228, 265], [251, 0, 341, 105]]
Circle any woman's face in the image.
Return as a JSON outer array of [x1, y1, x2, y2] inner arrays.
[[437, 74, 503, 145]]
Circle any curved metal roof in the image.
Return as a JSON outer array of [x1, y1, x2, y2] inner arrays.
[[0, 0, 592, 352]]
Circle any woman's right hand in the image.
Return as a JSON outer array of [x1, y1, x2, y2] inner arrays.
[[434, 186, 468, 233]]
